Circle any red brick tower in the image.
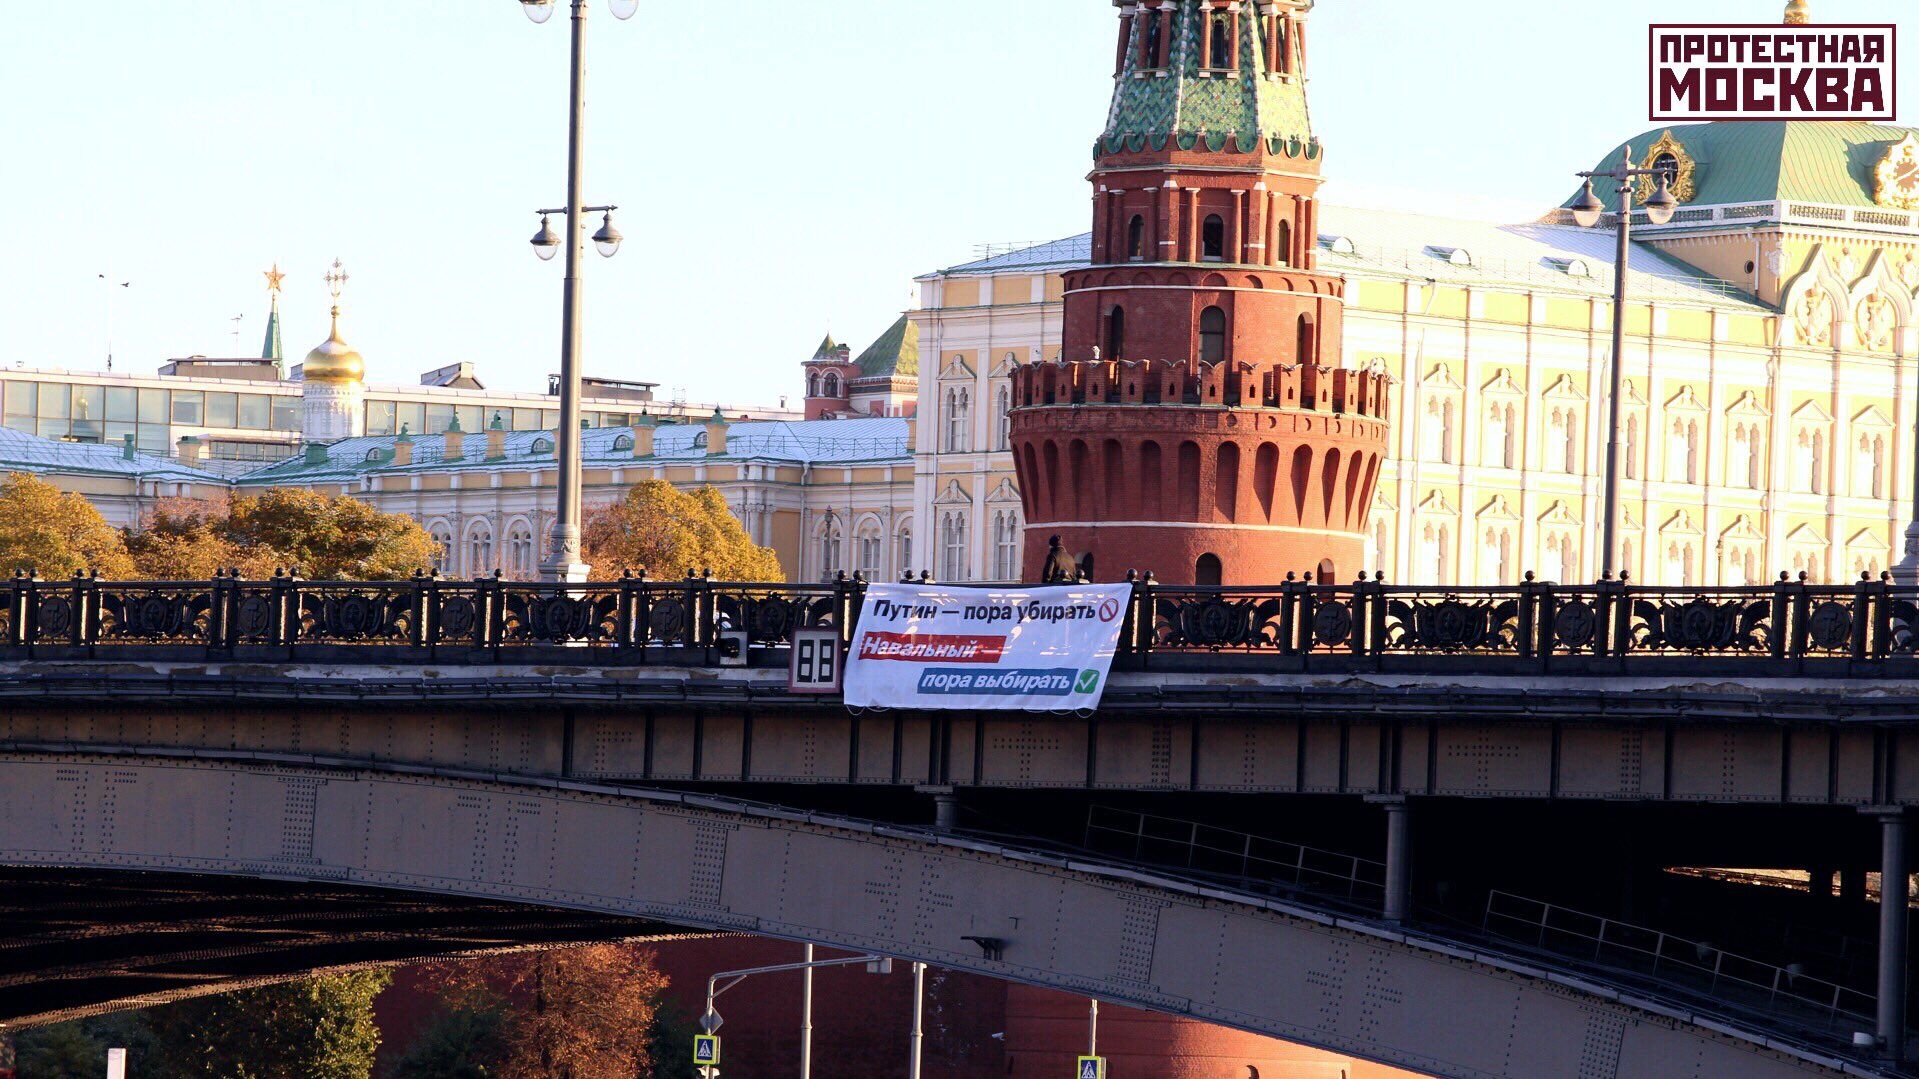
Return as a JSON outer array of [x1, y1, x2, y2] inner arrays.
[[803, 335, 858, 420], [1011, 0, 1389, 586]]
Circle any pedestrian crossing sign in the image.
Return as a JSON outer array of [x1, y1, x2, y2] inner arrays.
[[1077, 1055, 1106, 1078], [693, 1035, 721, 1065]]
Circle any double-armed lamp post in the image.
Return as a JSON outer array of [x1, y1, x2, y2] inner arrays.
[[519, 0, 631, 583], [1567, 147, 1678, 581]]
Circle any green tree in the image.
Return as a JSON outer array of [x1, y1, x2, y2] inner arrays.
[[13, 1020, 101, 1079], [582, 481, 784, 583], [0, 473, 134, 579], [643, 994, 699, 1079], [392, 1000, 508, 1079], [144, 971, 391, 1079]]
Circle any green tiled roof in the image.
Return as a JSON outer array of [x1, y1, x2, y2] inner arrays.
[[811, 334, 840, 360], [853, 316, 918, 380], [1102, 6, 1313, 157], [1569, 122, 1919, 209]]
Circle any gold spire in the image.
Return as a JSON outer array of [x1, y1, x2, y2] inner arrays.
[[303, 259, 364, 384], [1784, 0, 1810, 25]]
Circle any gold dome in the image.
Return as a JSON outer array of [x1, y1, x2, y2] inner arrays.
[[1784, 0, 1810, 24], [303, 306, 365, 384]]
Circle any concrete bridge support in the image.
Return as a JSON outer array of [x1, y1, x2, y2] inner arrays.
[[1870, 807, 1910, 1060]]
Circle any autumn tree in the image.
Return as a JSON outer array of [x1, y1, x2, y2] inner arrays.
[[583, 481, 783, 583], [0, 473, 134, 579], [414, 945, 670, 1079], [124, 498, 280, 580], [143, 970, 391, 1079]]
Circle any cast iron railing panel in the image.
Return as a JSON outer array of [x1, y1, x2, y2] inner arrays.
[[4, 570, 1919, 673]]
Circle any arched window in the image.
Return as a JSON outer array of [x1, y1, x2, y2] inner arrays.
[[1419, 521, 1453, 583], [1296, 314, 1315, 364], [896, 521, 914, 578], [944, 387, 971, 452], [1484, 403, 1514, 468], [807, 372, 820, 397], [1142, 9, 1165, 68], [1126, 215, 1146, 260], [1198, 306, 1228, 365], [1195, 553, 1223, 586], [1730, 422, 1761, 489], [853, 520, 882, 579], [1624, 415, 1640, 480], [429, 524, 453, 573], [818, 517, 843, 581], [506, 522, 535, 579], [1668, 418, 1700, 484], [992, 511, 1021, 581], [1795, 427, 1824, 493], [466, 525, 494, 577], [1274, 219, 1292, 266], [939, 511, 969, 582], [1208, 11, 1232, 68], [1548, 407, 1577, 473], [1201, 215, 1226, 261], [1481, 525, 1513, 585], [1422, 397, 1455, 464], [823, 372, 841, 398], [995, 384, 1012, 450], [1856, 432, 1886, 498], [1105, 306, 1126, 360]]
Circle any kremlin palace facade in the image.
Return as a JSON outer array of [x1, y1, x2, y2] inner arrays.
[[5, 0, 1919, 591]]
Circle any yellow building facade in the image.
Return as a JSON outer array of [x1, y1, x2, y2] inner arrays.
[[912, 123, 1919, 587]]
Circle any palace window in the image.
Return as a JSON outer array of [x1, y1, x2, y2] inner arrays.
[[1480, 525, 1513, 585], [466, 525, 494, 577], [995, 384, 1012, 450], [1728, 422, 1763, 489], [992, 511, 1021, 581], [506, 523, 535, 580], [1418, 521, 1452, 583], [1199, 306, 1228, 365], [1547, 406, 1578, 474], [1624, 415, 1640, 480], [943, 387, 971, 452], [1422, 397, 1454, 464], [1665, 540, 1697, 586], [429, 524, 453, 573], [939, 511, 970, 582], [1540, 531, 1576, 583], [1483, 402, 1517, 469], [1794, 427, 1825, 493], [1127, 215, 1146, 260], [1667, 417, 1700, 484], [855, 521, 883, 580], [818, 517, 843, 581], [1724, 544, 1760, 586], [1856, 431, 1886, 498], [896, 521, 914, 579], [1202, 215, 1226, 261]]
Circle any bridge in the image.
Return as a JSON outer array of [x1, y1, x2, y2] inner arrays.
[[4, 572, 1919, 1078]]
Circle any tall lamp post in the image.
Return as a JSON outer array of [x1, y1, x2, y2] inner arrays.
[[520, 0, 633, 583], [1569, 147, 1678, 580]]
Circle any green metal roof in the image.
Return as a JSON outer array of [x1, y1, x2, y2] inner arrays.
[[1102, 6, 1313, 156], [1569, 122, 1919, 209], [852, 316, 918, 380], [811, 334, 840, 360]]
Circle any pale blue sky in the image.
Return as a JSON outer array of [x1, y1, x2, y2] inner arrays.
[[0, 1, 1908, 408]]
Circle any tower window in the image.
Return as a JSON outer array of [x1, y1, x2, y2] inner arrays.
[[1143, 10, 1165, 68], [1296, 314, 1316, 364], [1105, 306, 1126, 360], [1199, 306, 1227, 365], [823, 372, 840, 397], [1127, 215, 1146, 260], [1208, 11, 1232, 69], [1275, 220, 1292, 266], [1196, 553, 1223, 587], [1202, 215, 1226, 261]]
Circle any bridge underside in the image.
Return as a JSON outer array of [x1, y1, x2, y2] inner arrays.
[[0, 867, 685, 1029], [0, 749, 1873, 1079]]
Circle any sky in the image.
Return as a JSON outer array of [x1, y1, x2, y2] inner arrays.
[[0, 1, 1910, 409]]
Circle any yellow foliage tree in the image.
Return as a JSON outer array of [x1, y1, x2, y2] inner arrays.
[[122, 488, 441, 581], [219, 488, 442, 580], [125, 498, 280, 580], [582, 480, 784, 582], [0, 473, 134, 579]]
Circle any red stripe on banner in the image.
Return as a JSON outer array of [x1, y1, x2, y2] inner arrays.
[[858, 632, 1007, 663]]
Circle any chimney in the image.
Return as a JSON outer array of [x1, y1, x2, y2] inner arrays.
[[121, 433, 137, 461], [393, 425, 414, 467], [704, 406, 728, 456], [631, 413, 657, 457], [177, 436, 203, 467], [443, 414, 465, 461], [304, 442, 330, 466], [486, 412, 507, 460], [904, 415, 917, 453]]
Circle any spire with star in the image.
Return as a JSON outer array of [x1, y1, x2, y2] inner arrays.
[[261, 264, 286, 364]]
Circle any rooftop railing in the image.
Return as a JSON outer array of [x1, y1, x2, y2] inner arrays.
[[6, 570, 1919, 673]]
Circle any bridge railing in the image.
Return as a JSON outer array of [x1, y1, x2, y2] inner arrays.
[[1482, 890, 1877, 1034], [1081, 805, 1386, 902], [4, 570, 1918, 670]]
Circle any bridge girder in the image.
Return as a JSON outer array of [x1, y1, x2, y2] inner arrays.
[[0, 750, 1874, 1079]]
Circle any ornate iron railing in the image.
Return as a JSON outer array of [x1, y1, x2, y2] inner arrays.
[[5, 570, 1919, 672]]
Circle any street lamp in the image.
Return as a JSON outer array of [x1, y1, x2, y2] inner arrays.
[[519, 0, 634, 584], [701, 951, 893, 1079], [1569, 145, 1679, 581]]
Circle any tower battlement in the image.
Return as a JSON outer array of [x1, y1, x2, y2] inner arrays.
[[1012, 359, 1389, 420]]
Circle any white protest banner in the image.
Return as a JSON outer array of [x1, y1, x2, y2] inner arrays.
[[844, 582, 1131, 711]]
